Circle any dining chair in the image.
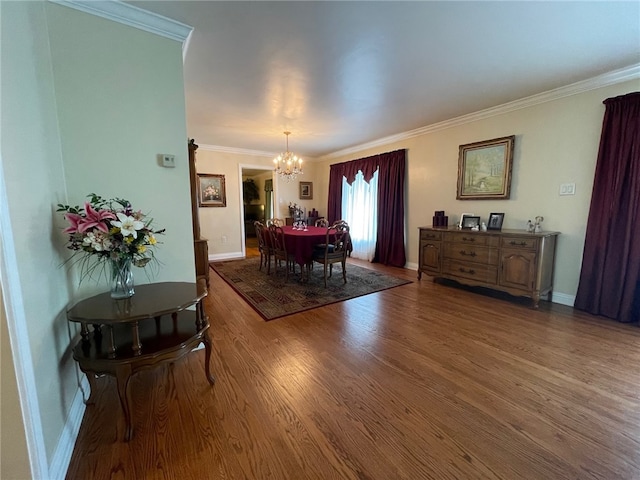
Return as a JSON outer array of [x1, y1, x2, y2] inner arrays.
[[312, 223, 350, 287], [267, 224, 296, 281], [314, 217, 329, 227], [254, 221, 272, 273], [332, 220, 353, 257]]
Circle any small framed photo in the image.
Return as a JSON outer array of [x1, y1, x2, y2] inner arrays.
[[459, 213, 475, 229], [487, 212, 505, 231], [457, 135, 515, 200], [299, 181, 313, 200], [198, 174, 226, 207], [461, 215, 481, 229]]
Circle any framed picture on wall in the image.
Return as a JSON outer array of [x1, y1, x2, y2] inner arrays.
[[456, 135, 515, 200], [197, 174, 226, 207], [299, 181, 313, 200]]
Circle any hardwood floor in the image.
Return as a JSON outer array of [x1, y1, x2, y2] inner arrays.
[[65, 259, 640, 480]]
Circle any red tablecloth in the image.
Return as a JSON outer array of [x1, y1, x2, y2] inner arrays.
[[282, 225, 330, 266]]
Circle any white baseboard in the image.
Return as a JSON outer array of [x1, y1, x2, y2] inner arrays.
[[550, 292, 575, 307], [404, 262, 418, 271], [209, 252, 244, 262], [49, 375, 89, 480]]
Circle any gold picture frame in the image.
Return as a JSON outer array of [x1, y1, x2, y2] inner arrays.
[[197, 174, 226, 207], [299, 181, 313, 200], [456, 135, 515, 200]]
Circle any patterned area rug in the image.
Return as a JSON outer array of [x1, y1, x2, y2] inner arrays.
[[210, 257, 412, 321]]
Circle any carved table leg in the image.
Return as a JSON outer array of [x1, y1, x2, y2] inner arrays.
[[80, 368, 97, 405], [202, 332, 215, 386], [115, 364, 134, 441]]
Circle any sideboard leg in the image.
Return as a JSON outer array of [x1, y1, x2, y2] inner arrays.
[[531, 293, 541, 309]]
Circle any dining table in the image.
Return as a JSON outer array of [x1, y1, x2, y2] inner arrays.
[[282, 225, 332, 269]]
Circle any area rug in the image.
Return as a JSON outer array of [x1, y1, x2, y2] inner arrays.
[[210, 257, 412, 320]]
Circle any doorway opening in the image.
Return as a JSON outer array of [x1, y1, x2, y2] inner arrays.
[[239, 165, 275, 258]]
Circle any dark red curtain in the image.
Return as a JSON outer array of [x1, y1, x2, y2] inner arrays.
[[574, 92, 640, 323], [326, 150, 406, 267], [327, 165, 344, 224], [373, 150, 406, 267]]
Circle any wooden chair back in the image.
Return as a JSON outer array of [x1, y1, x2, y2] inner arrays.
[[267, 224, 294, 280], [254, 221, 271, 272], [267, 218, 285, 227], [332, 220, 352, 256], [312, 223, 350, 287]]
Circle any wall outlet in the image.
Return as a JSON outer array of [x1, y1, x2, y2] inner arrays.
[[559, 183, 575, 196], [161, 154, 176, 168], [221, 235, 227, 244]]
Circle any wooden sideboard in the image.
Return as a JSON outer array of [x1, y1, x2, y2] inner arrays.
[[418, 226, 559, 308]]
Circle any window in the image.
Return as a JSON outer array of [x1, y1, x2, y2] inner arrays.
[[342, 170, 378, 261]]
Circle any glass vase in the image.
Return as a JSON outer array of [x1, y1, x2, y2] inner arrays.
[[110, 257, 134, 299]]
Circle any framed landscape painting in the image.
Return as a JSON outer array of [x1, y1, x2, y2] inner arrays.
[[198, 174, 226, 207], [456, 135, 515, 200]]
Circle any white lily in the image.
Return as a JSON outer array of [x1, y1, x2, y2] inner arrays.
[[112, 212, 144, 239]]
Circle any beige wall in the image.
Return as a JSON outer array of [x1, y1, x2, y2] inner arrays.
[[1, 0, 193, 474], [195, 148, 321, 258], [314, 79, 640, 304]]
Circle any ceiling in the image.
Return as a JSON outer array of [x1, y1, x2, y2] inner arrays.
[[127, 1, 640, 159]]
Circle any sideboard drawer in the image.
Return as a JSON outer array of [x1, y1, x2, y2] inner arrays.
[[421, 230, 442, 242], [501, 236, 539, 251], [443, 243, 499, 266], [443, 259, 498, 284], [444, 232, 499, 247]]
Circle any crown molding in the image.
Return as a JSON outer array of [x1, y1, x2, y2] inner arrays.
[[199, 143, 323, 163], [198, 144, 275, 158], [321, 63, 640, 160], [49, 0, 193, 44]]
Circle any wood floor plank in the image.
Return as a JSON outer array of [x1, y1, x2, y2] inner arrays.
[[65, 258, 640, 480]]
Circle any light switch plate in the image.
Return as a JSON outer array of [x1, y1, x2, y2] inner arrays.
[[559, 183, 575, 196]]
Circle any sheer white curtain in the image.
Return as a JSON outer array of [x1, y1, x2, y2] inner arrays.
[[342, 170, 378, 261]]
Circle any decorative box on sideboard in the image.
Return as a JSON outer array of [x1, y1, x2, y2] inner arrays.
[[418, 226, 560, 308]]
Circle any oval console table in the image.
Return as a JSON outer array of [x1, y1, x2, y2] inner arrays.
[[67, 281, 215, 441]]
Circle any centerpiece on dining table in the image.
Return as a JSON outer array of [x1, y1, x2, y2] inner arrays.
[[57, 193, 165, 299], [288, 202, 308, 230]]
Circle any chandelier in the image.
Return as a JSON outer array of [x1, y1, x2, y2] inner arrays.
[[273, 131, 303, 181]]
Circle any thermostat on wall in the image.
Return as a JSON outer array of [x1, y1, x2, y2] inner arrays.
[[161, 154, 176, 168]]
